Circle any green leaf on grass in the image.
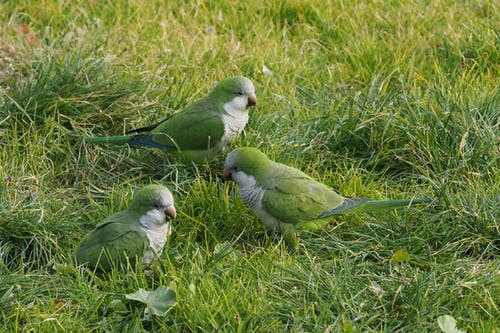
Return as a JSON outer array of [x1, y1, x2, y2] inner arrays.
[[437, 315, 464, 333], [125, 286, 176, 318], [108, 299, 128, 314]]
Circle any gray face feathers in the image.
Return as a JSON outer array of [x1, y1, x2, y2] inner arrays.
[[223, 147, 272, 182], [129, 184, 176, 219], [210, 76, 257, 107]]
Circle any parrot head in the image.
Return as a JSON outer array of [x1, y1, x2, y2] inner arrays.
[[129, 184, 176, 224], [223, 147, 272, 186], [210, 76, 257, 111]]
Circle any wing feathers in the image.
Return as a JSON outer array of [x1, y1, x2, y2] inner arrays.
[[128, 134, 177, 150], [125, 114, 175, 134], [317, 198, 369, 218]]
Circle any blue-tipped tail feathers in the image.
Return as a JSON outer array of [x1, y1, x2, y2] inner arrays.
[[128, 135, 176, 150]]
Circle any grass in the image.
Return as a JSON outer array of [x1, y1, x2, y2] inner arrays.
[[0, 0, 498, 331]]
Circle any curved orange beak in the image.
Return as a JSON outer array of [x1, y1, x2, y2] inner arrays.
[[165, 206, 177, 219]]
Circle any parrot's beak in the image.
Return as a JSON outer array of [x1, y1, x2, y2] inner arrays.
[[222, 169, 232, 180], [247, 94, 257, 107], [165, 206, 177, 219]]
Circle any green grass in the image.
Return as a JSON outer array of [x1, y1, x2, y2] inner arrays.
[[0, 0, 498, 331]]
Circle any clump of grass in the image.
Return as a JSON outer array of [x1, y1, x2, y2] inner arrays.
[[1, 51, 142, 130]]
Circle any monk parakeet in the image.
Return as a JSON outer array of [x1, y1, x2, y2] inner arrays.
[[223, 147, 432, 247], [80, 76, 257, 163], [74, 184, 176, 271]]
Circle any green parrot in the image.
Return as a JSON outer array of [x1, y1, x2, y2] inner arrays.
[[223, 147, 432, 247], [80, 76, 257, 163], [74, 184, 176, 272]]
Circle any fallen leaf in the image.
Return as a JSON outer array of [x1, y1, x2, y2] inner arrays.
[[126, 286, 176, 318], [437, 314, 464, 333], [108, 299, 128, 314]]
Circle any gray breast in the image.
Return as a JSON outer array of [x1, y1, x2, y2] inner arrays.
[[239, 186, 265, 210]]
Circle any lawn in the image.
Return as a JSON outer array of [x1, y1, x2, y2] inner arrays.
[[0, 0, 498, 331]]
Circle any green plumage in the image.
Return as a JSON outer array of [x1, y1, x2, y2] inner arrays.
[[73, 210, 149, 272], [80, 76, 256, 163], [73, 184, 175, 272], [224, 148, 433, 248], [80, 97, 225, 162], [261, 164, 345, 229]]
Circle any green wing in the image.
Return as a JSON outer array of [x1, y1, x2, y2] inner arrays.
[[151, 98, 225, 151], [74, 211, 149, 272], [261, 166, 345, 230]]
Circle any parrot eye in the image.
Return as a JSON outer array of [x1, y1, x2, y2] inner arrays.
[[232, 165, 239, 171], [154, 203, 161, 209], [238, 92, 244, 96]]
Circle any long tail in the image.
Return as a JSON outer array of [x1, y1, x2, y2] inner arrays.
[[79, 134, 176, 150], [318, 197, 433, 218], [79, 135, 132, 145]]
